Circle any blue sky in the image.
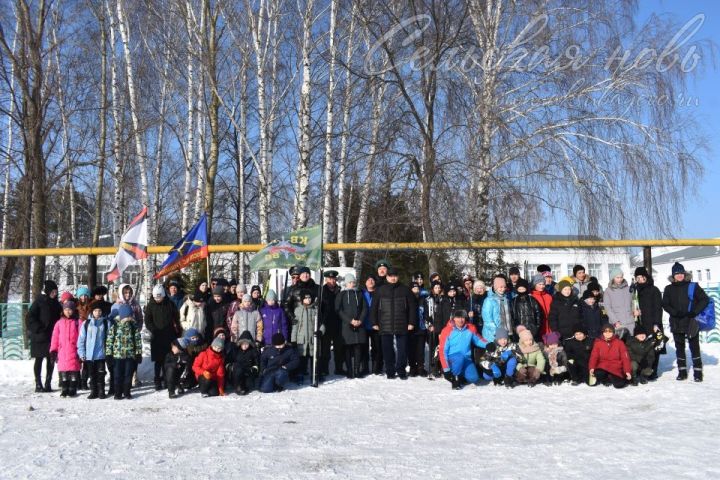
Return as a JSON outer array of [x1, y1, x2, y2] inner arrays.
[[643, 1, 720, 238]]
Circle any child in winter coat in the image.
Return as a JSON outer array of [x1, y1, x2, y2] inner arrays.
[[625, 325, 656, 385], [260, 333, 300, 393], [589, 323, 632, 388], [50, 301, 82, 397], [548, 279, 582, 343], [164, 334, 198, 398], [510, 279, 542, 342], [105, 304, 143, 400], [230, 294, 263, 344], [179, 292, 206, 335], [260, 290, 289, 348], [291, 291, 325, 382], [580, 290, 603, 340], [229, 330, 260, 395], [193, 335, 226, 397], [564, 323, 593, 385], [542, 331, 569, 385], [603, 269, 635, 340], [77, 300, 111, 399], [515, 326, 546, 387], [480, 327, 519, 388]]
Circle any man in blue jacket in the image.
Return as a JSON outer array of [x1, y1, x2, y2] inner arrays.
[[260, 333, 300, 393], [443, 310, 488, 389]]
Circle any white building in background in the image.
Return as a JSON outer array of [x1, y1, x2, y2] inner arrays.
[[632, 245, 720, 291], [453, 235, 632, 285]]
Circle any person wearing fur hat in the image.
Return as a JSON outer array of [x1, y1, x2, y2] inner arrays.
[[481, 275, 512, 342], [204, 285, 229, 346], [662, 262, 709, 382], [442, 310, 488, 389], [164, 333, 198, 398], [77, 300, 111, 399], [564, 324, 594, 385], [250, 285, 264, 309], [50, 301, 81, 397], [530, 274, 553, 340], [27, 280, 63, 393], [603, 268, 634, 340], [260, 290, 289, 348], [625, 325, 655, 385], [632, 266, 665, 378], [548, 279, 582, 343], [228, 331, 260, 395], [515, 326, 546, 387], [589, 324, 631, 388], [335, 274, 368, 379], [91, 285, 112, 316], [193, 335, 227, 397], [510, 278, 542, 342], [480, 327, 519, 388], [542, 331, 568, 385], [105, 304, 142, 399], [179, 291, 207, 335], [166, 279, 186, 311], [374, 259, 390, 287], [260, 333, 300, 393], [230, 294, 263, 345], [292, 290, 325, 383], [145, 284, 181, 390]]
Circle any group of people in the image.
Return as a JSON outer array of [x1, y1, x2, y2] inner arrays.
[[25, 258, 709, 398]]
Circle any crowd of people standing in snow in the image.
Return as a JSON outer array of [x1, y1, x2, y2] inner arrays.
[[25, 259, 709, 399]]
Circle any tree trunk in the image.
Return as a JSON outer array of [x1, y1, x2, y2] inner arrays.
[[321, 0, 337, 259], [180, 0, 195, 236], [202, 0, 220, 241]]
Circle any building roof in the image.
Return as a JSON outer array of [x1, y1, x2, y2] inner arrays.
[[649, 246, 720, 265]]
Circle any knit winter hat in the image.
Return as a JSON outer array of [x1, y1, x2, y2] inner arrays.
[[609, 267, 624, 279], [211, 336, 225, 351], [88, 300, 104, 313], [495, 327, 509, 340], [431, 280, 443, 290], [265, 289, 277, 301], [176, 337, 189, 349], [452, 309, 468, 319], [242, 294, 252, 303], [542, 331, 561, 346], [582, 289, 595, 300], [344, 273, 356, 284], [557, 280, 573, 293], [634, 266, 650, 278], [118, 304, 133, 319], [671, 262, 687, 275], [212, 286, 224, 295], [587, 281, 601, 292], [633, 324, 647, 337], [508, 266, 521, 275], [601, 323, 615, 334], [537, 264, 551, 273], [251, 285, 261, 294], [152, 284, 166, 298], [183, 328, 202, 345], [192, 291, 205, 302], [92, 285, 108, 296], [272, 332, 286, 346], [531, 274, 545, 287], [238, 330, 254, 347], [213, 326, 226, 338], [43, 280, 58, 295], [573, 323, 588, 335], [60, 291, 75, 304], [515, 278, 529, 291], [62, 300, 76, 311], [517, 325, 533, 343], [75, 286, 91, 298]]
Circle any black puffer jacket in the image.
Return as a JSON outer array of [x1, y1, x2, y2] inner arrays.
[[284, 279, 321, 322], [145, 297, 180, 362], [511, 293, 542, 338], [564, 336, 593, 367], [662, 278, 709, 336], [370, 282, 418, 335], [204, 299, 228, 341], [625, 336, 656, 366], [26, 294, 63, 358], [634, 280, 663, 334], [335, 288, 368, 345], [548, 293, 582, 340], [321, 283, 342, 337]]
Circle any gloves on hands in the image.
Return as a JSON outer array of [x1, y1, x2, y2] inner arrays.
[[485, 342, 497, 353]]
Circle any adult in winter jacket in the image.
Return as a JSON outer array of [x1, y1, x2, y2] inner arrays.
[[335, 274, 368, 378], [548, 280, 582, 342], [50, 301, 82, 397], [363, 276, 381, 375], [105, 304, 143, 400], [292, 291, 325, 380], [515, 326, 546, 386], [370, 267, 418, 379], [466, 280, 487, 329], [77, 300, 111, 399], [407, 282, 428, 378], [572, 265, 591, 298], [589, 324, 632, 388], [204, 286, 229, 343], [230, 294, 263, 343], [193, 336, 226, 397], [580, 290, 603, 340], [530, 274, 553, 339], [228, 331, 260, 395], [442, 310, 488, 389], [145, 284, 181, 390], [260, 333, 300, 393], [179, 292, 207, 335], [110, 283, 144, 330], [166, 279, 186, 311], [510, 279, 542, 341], [260, 290, 289, 347], [625, 325, 655, 385], [320, 270, 344, 376], [27, 280, 62, 392], [482, 276, 512, 342], [424, 281, 448, 377], [662, 262, 709, 382], [283, 267, 321, 325], [603, 269, 635, 339], [564, 324, 593, 385], [633, 267, 665, 378], [75, 286, 93, 322]]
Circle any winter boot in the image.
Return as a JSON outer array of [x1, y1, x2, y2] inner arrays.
[[88, 379, 99, 400], [43, 367, 54, 393], [68, 372, 79, 397], [504, 376, 516, 388], [168, 388, 178, 399], [694, 370, 703, 383], [493, 377, 503, 386], [676, 369, 688, 381], [123, 380, 133, 399], [98, 379, 107, 399], [638, 375, 648, 385], [631, 376, 639, 386], [34, 380, 44, 393], [59, 373, 69, 398], [154, 376, 163, 391], [451, 375, 462, 390], [408, 366, 418, 377]]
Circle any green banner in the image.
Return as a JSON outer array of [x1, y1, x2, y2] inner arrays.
[[249, 225, 322, 272]]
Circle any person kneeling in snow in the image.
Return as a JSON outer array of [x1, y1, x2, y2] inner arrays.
[[625, 325, 655, 386], [480, 327, 519, 388], [564, 324, 593, 385], [165, 334, 197, 399], [192, 336, 226, 397], [589, 324, 631, 388], [260, 333, 300, 393], [515, 326, 546, 387], [542, 331, 568, 385], [443, 310, 488, 390], [227, 330, 260, 395]]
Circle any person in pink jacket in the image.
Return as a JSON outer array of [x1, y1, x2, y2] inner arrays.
[[50, 301, 82, 397]]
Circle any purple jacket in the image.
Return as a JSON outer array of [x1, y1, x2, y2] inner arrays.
[[260, 303, 288, 345]]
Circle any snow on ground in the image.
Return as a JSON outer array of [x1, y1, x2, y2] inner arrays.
[[1, 343, 719, 480]]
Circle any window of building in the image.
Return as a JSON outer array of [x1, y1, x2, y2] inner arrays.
[[588, 263, 602, 280], [707, 269, 711, 282], [696, 270, 702, 282]]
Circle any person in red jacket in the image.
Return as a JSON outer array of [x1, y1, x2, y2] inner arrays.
[[589, 323, 631, 388], [193, 335, 226, 397]]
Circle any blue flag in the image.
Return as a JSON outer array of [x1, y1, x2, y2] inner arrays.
[[154, 214, 209, 279]]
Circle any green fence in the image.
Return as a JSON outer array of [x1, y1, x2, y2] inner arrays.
[[1, 303, 30, 360]]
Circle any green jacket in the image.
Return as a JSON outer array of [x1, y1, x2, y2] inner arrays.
[[106, 318, 142, 359], [625, 336, 655, 366], [291, 304, 325, 357], [519, 348, 547, 372]]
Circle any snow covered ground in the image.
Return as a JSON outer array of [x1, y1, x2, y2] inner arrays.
[[1, 342, 719, 479]]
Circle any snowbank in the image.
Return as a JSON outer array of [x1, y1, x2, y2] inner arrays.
[[0, 343, 718, 479]]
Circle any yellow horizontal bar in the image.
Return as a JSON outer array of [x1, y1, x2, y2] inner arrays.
[[0, 238, 717, 257]]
